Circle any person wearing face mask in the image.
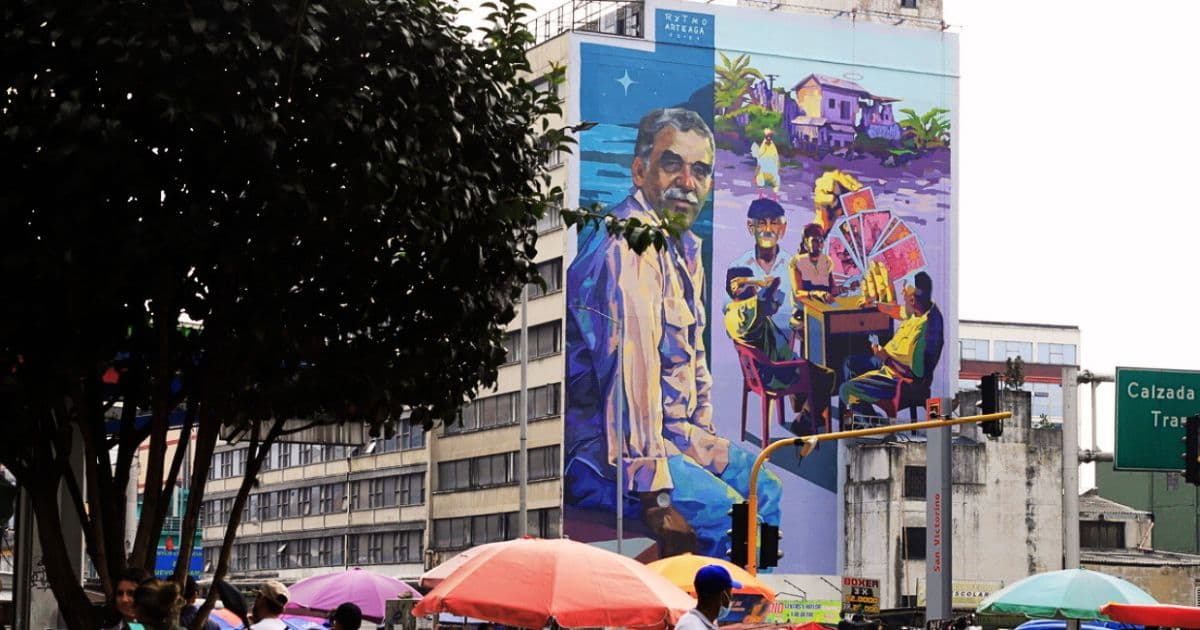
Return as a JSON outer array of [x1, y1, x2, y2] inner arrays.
[[676, 565, 741, 630]]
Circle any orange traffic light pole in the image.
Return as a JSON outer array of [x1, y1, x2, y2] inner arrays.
[[744, 411, 1013, 575]]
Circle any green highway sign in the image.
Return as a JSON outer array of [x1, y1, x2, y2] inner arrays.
[[1115, 367, 1200, 471]]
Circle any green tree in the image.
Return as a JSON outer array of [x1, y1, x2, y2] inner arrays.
[[714, 51, 764, 117], [0, 0, 563, 628], [1004, 356, 1026, 391], [897, 107, 952, 152]]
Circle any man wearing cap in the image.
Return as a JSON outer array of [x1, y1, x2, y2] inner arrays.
[[839, 271, 942, 418], [249, 580, 290, 630], [676, 565, 741, 630]]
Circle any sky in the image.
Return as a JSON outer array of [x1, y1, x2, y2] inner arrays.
[[456, 0, 1200, 484]]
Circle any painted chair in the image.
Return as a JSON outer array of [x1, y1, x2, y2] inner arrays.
[[734, 343, 814, 445]]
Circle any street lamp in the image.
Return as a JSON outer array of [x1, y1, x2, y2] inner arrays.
[[569, 303, 625, 555]]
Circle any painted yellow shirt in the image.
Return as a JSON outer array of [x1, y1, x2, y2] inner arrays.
[[884, 310, 929, 379]]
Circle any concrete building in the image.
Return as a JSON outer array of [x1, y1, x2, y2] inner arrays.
[[1096, 461, 1200, 556], [736, 0, 944, 29], [957, 320, 1081, 423], [843, 390, 1063, 610]]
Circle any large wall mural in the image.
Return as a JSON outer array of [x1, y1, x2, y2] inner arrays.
[[564, 2, 958, 576]]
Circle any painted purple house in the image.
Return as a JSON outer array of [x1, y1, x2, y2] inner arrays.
[[788, 74, 902, 150]]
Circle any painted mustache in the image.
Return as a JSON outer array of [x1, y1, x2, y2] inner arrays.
[[664, 186, 700, 206]]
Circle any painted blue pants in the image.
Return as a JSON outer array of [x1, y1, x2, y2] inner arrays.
[[565, 443, 783, 558]]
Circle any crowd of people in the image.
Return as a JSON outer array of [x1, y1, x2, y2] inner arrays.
[[102, 570, 362, 630]]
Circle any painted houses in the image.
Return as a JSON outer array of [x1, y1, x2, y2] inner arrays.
[[787, 73, 901, 152]]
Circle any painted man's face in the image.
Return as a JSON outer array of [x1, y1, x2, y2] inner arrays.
[[747, 216, 786, 250], [633, 127, 714, 227]]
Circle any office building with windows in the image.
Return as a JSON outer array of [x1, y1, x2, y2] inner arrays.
[[957, 320, 1081, 423]]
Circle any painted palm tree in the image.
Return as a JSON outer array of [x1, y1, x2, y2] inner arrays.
[[898, 107, 951, 151], [714, 51, 765, 117]]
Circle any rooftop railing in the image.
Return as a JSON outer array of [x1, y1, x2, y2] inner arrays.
[[526, 0, 645, 46]]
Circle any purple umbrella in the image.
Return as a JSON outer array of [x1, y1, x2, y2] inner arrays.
[[284, 567, 421, 623]]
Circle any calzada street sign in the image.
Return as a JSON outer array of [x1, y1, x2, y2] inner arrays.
[[1115, 367, 1200, 471]]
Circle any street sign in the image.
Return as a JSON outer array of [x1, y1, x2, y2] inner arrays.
[[1115, 367, 1200, 471], [841, 576, 880, 614]]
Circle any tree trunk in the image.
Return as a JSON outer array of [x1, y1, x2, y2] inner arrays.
[[30, 473, 98, 630]]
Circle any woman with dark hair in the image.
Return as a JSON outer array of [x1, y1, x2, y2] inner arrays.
[[134, 579, 185, 630], [103, 567, 152, 630]]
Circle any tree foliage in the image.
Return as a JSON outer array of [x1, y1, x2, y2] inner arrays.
[[897, 107, 951, 151], [714, 52, 763, 116], [0, 0, 559, 627]]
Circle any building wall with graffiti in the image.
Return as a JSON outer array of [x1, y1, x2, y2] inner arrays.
[[563, 1, 958, 576]]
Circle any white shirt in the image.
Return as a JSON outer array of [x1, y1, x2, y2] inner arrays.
[[675, 609, 719, 630], [250, 618, 288, 630]]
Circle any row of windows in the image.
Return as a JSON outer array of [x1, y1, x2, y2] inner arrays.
[[959, 339, 1077, 365], [209, 425, 425, 480], [432, 508, 560, 551], [202, 473, 425, 523], [437, 445, 560, 492], [206, 529, 423, 571], [502, 320, 562, 364], [447, 383, 561, 435], [527, 258, 563, 299], [955, 379, 1065, 420]]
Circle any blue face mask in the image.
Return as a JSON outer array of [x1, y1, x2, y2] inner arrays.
[[718, 594, 733, 620]]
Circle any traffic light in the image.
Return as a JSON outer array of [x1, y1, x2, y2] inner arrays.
[[1184, 414, 1200, 485], [980, 373, 1003, 438], [760, 523, 783, 569], [728, 501, 749, 568]]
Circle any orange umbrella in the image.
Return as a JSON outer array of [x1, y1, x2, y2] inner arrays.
[[419, 540, 510, 589], [647, 553, 777, 600], [412, 538, 696, 629]]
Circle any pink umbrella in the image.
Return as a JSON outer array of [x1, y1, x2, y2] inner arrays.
[[285, 567, 421, 623]]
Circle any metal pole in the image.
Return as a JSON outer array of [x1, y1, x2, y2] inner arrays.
[[519, 283, 529, 537], [1063, 366, 1080, 630], [1090, 380, 1099, 453], [345, 454, 352, 569], [925, 402, 952, 623], [1063, 366, 1080, 569]]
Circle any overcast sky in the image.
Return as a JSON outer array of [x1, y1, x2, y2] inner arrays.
[[457, 0, 1199, 482]]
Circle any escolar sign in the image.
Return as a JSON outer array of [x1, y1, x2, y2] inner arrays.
[[1115, 367, 1200, 471]]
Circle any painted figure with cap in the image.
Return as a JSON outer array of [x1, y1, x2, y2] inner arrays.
[[249, 580, 291, 630], [675, 565, 742, 630]]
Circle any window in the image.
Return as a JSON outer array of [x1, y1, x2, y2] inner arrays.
[[347, 535, 361, 565], [219, 452, 233, 478], [1038, 343, 1077, 365], [901, 0, 917, 8], [839, 100, 851, 120], [400, 473, 424, 506], [277, 489, 294, 518], [903, 527, 926, 560], [256, 543, 273, 571], [903, 466, 926, 499], [1029, 382, 1063, 420], [319, 483, 341, 514], [369, 478, 388, 509], [258, 492, 274, 520], [529, 445, 560, 481], [959, 339, 989, 361], [472, 513, 508, 545], [299, 444, 313, 465], [298, 487, 312, 516], [396, 530, 423, 563], [504, 321, 562, 364], [234, 449, 247, 476], [537, 205, 563, 233], [434, 518, 470, 550], [474, 453, 510, 488], [234, 544, 250, 571], [827, 98, 835, 109], [368, 533, 385, 563], [993, 341, 1032, 361], [278, 444, 292, 468], [297, 538, 312, 567], [527, 258, 563, 299], [438, 459, 472, 492], [1081, 521, 1125, 549], [400, 421, 425, 450], [318, 536, 335, 566], [531, 507, 562, 538], [529, 383, 561, 419]]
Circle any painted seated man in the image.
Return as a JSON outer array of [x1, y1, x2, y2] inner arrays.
[[840, 271, 938, 419], [565, 107, 783, 559]]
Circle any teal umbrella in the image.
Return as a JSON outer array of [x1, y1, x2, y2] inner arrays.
[[976, 569, 1157, 620]]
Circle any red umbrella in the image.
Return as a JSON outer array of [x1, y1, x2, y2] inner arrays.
[[419, 540, 510, 589], [1100, 602, 1200, 628], [412, 538, 696, 629]]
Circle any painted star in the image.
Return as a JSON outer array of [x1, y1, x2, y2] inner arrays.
[[616, 70, 636, 95]]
